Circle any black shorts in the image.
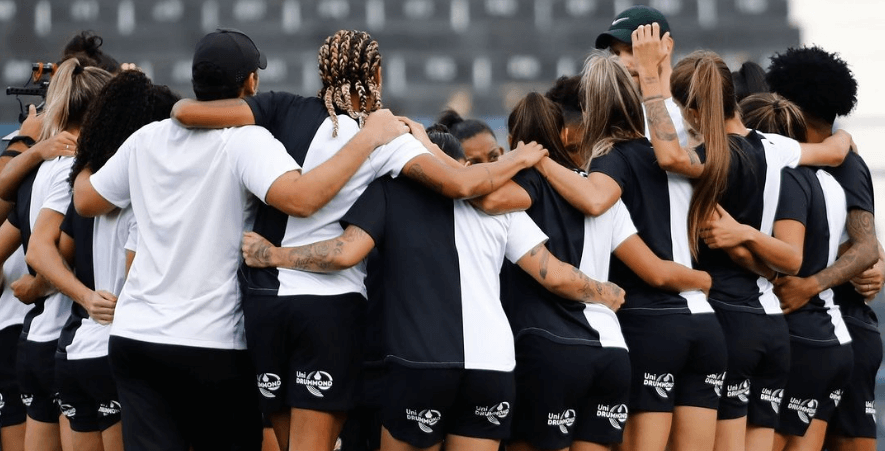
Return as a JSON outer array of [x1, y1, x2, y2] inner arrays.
[[0, 325, 25, 427], [381, 364, 515, 449], [713, 308, 791, 427], [16, 338, 59, 423], [618, 312, 727, 413], [56, 356, 120, 432], [776, 340, 852, 437], [828, 322, 883, 438], [244, 293, 366, 414], [510, 334, 630, 449], [108, 336, 262, 451]]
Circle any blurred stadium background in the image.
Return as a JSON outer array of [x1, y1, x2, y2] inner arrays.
[[1, 0, 884, 446]]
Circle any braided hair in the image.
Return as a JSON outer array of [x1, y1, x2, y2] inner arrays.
[[317, 29, 383, 137]]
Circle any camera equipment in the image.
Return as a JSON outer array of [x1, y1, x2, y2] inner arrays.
[[6, 62, 56, 123]]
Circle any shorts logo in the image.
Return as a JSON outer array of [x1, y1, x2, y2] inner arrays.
[[548, 409, 576, 434], [475, 402, 510, 425], [295, 371, 333, 398], [643, 373, 675, 398], [596, 403, 628, 430], [98, 401, 121, 416], [705, 372, 726, 397], [726, 380, 750, 403], [760, 388, 784, 413], [20, 394, 33, 407], [257, 373, 282, 398], [829, 389, 843, 407], [787, 397, 818, 424], [60, 403, 76, 418], [0, 393, 4, 410], [865, 401, 876, 421], [406, 409, 441, 433]]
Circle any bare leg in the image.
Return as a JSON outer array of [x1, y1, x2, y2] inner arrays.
[[70, 431, 103, 451], [780, 419, 828, 451], [507, 440, 567, 451], [380, 426, 441, 451], [444, 434, 500, 451], [824, 435, 876, 451], [101, 422, 123, 451], [668, 406, 717, 451], [24, 417, 61, 451], [713, 417, 747, 451], [269, 411, 291, 451], [745, 424, 774, 451], [616, 411, 672, 451], [772, 432, 787, 451], [1, 423, 26, 451], [262, 426, 282, 451], [571, 440, 612, 451], [288, 408, 346, 451]]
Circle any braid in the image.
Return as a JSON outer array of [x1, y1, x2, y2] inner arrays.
[[316, 29, 383, 137]]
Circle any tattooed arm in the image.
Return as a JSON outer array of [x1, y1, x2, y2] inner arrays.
[[515, 243, 625, 311], [632, 23, 704, 178], [241, 226, 375, 273], [774, 209, 878, 310]]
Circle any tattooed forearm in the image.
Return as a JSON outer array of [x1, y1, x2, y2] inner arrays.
[[644, 99, 679, 143], [406, 162, 444, 194], [813, 210, 878, 290]]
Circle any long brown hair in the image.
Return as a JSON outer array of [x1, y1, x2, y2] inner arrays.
[[579, 51, 645, 168], [317, 29, 383, 137], [671, 50, 736, 258], [39, 58, 112, 141], [740, 93, 807, 141], [508, 92, 572, 168]]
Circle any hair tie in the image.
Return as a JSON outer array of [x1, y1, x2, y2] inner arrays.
[[73, 65, 84, 75]]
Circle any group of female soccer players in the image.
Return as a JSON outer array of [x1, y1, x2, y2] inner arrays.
[[0, 5, 881, 451]]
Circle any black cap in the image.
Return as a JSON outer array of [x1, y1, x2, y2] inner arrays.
[[192, 28, 267, 84], [595, 5, 671, 49]]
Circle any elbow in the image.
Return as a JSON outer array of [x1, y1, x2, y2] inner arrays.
[[170, 99, 194, 125], [644, 271, 669, 290], [780, 258, 801, 276], [583, 200, 610, 217], [333, 252, 363, 271], [471, 194, 506, 215]]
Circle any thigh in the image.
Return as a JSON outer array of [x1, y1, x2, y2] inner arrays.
[[677, 313, 728, 410], [827, 323, 882, 440], [17, 339, 59, 424], [618, 313, 690, 413], [573, 347, 631, 446], [747, 314, 791, 429], [449, 369, 514, 442], [56, 358, 100, 433], [244, 295, 292, 416], [0, 325, 25, 427], [381, 365, 460, 449]]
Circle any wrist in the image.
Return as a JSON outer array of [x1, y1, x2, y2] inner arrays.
[[268, 247, 284, 267]]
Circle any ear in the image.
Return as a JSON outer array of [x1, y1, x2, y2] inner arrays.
[[243, 71, 259, 97], [507, 134, 513, 149], [560, 126, 570, 148]]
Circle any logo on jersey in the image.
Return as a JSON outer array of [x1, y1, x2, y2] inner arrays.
[[20, 394, 33, 407], [829, 389, 843, 407], [866, 401, 876, 421], [786, 397, 818, 424], [60, 403, 76, 418], [596, 403, 629, 430], [643, 373, 675, 398], [705, 372, 726, 397], [295, 371, 333, 398], [406, 409, 441, 433], [548, 409, 576, 434], [760, 388, 784, 413], [98, 401, 121, 416], [257, 373, 282, 398], [475, 402, 510, 425], [726, 380, 750, 403]]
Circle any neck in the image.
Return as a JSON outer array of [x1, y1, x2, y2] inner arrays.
[[805, 124, 832, 144], [724, 115, 747, 136]]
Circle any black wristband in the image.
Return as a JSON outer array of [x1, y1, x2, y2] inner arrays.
[[7, 135, 35, 148]]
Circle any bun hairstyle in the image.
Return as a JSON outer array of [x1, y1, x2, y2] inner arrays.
[[39, 58, 113, 141], [61, 30, 120, 73], [72, 70, 181, 185], [425, 123, 466, 161], [732, 61, 768, 102], [578, 50, 644, 166], [317, 29, 383, 137], [671, 50, 736, 258], [508, 92, 571, 168], [740, 93, 807, 142], [545, 75, 584, 126], [766, 46, 857, 125], [436, 109, 496, 143]]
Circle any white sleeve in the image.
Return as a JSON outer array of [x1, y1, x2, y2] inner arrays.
[[226, 127, 302, 203], [369, 133, 431, 178], [91, 137, 134, 209], [760, 131, 801, 169], [123, 208, 138, 252], [41, 158, 74, 214], [504, 211, 548, 263], [609, 200, 638, 250]]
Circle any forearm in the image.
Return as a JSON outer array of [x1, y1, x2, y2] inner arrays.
[[171, 98, 254, 128], [723, 244, 777, 280], [266, 240, 350, 273], [637, 70, 702, 178], [811, 210, 878, 291], [535, 157, 612, 216], [547, 262, 622, 308], [27, 244, 91, 307], [743, 227, 802, 275], [655, 261, 712, 293]]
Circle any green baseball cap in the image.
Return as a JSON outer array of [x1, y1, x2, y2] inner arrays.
[[595, 5, 671, 49]]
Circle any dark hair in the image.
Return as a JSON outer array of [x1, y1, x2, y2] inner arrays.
[[61, 30, 120, 73], [436, 109, 496, 143], [766, 46, 857, 125], [545, 75, 583, 126], [71, 71, 180, 186], [426, 124, 465, 161], [732, 61, 768, 103], [508, 92, 571, 168], [740, 93, 807, 142], [192, 61, 243, 101]]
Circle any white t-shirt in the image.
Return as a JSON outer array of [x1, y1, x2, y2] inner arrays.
[[91, 119, 300, 350]]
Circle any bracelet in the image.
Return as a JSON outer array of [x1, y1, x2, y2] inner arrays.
[[7, 135, 35, 148], [642, 95, 664, 103]]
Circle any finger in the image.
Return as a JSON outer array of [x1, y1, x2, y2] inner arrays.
[[28, 104, 36, 116], [652, 22, 660, 39]]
